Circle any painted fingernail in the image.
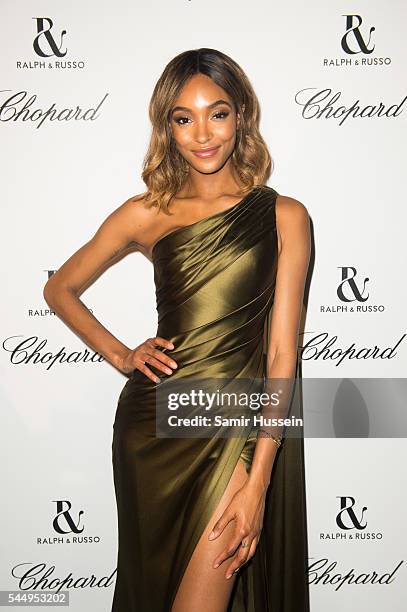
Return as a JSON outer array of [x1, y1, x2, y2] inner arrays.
[[208, 531, 215, 540], [165, 368, 172, 374], [171, 362, 177, 368]]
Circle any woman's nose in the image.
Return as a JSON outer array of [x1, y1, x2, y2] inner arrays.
[[194, 119, 211, 142]]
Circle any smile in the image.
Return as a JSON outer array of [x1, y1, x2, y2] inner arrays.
[[192, 146, 220, 158]]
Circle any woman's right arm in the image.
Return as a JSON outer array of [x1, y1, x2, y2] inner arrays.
[[43, 196, 176, 379]]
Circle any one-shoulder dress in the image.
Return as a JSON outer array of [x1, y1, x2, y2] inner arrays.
[[111, 184, 310, 611]]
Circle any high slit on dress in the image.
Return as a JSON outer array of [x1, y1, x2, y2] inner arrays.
[[111, 185, 310, 611]]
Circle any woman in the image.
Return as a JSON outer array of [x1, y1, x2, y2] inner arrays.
[[43, 48, 311, 611]]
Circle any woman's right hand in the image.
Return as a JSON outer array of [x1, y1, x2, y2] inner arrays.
[[119, 336, 178, 382]]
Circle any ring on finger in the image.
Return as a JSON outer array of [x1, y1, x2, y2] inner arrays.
[[241, 540, 249, 548]]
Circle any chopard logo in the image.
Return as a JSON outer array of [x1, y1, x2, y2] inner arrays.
[[308, 559, 403, 589], [300, 332, 406, 365], [2, 335, 104, 369], [294, 88, 406, 124], [10, 563, 116, 590], [0, 91, 109, 127]]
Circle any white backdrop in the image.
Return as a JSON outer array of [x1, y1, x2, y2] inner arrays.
[[1, 1, 406, 610]]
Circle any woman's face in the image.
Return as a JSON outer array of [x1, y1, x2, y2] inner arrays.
[[169, 73, 241, 175]]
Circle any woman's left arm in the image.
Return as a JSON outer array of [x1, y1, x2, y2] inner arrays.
[[208, 195, 311, 579]]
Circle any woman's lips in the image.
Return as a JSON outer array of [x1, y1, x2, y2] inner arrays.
[[191, 146, 220, 158]]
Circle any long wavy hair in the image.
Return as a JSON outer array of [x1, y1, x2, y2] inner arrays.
[[133, 48, 273, 213]]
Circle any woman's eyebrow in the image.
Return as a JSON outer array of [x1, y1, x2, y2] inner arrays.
[[171, 99, 232, 114]]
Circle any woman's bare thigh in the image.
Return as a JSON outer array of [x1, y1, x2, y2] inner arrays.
[[171, 458, 249, 612]]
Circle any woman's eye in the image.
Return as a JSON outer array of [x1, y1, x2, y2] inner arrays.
[[213, 111, 229, 119], [173, 116, 190, 126], [173, 110, 229, 126]]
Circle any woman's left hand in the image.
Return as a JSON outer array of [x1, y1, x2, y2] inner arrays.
[[208, 480, 267, 579]]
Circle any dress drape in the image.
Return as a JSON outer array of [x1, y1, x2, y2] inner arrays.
[[112, 184, 310, 611]]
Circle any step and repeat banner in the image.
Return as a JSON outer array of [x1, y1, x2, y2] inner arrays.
[[1, 1, 406, 610]]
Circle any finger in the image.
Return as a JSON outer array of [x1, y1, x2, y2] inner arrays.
[[212, 538, 242, 569], [143, 353, 176, 375], [208, 511, 235, 541], [138, 363, 161, 383], [212, 520, 250, 565], [224, 538, 254, 579], [246, 536, 258, 561], [212, 526, 249, 568], [149, 348, 178, 370], [149, 336, 175, 351], [241, 535, 258, 566]]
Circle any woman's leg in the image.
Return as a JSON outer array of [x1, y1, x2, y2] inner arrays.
[[171, 458, 249, 612]]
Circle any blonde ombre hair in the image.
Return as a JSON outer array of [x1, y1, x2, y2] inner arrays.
[[133, 48, 273, 213]]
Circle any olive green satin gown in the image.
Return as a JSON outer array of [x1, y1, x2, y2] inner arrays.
[[111, 185, 310, 611]]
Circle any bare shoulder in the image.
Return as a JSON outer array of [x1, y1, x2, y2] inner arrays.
[[110, 191, 160, 246], [274, 194, 310, 254], [275, 193, 310, 225], [116, 191, 150, 228]]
